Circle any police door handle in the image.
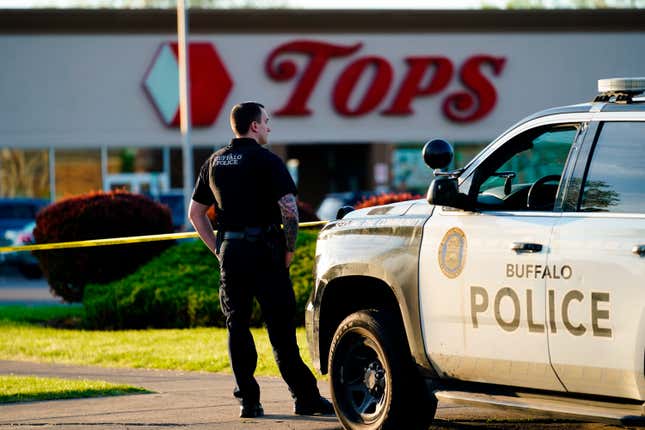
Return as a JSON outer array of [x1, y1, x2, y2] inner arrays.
[[511, 242, 543, 253], [632, 245, 645, 257]]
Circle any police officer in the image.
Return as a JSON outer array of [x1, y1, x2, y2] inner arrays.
[[188, 102, 334, 419]]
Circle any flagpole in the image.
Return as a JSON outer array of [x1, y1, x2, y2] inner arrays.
[[177, 0, 193, 230]]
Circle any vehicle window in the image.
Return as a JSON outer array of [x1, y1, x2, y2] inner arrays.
[[474, 125, 578, 211], [580, 122, 645, 213], [0, 204, 37, 218]]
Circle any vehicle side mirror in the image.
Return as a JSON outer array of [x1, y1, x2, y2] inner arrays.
[[336, 205, 355, 220], [427, 176, 459, 207], [422, 139, 461, 207]]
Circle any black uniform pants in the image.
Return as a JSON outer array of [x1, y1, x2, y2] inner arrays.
[[217, 234, 320, 406]]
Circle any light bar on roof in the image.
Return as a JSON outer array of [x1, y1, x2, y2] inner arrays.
[[598, 77, 645, 93]]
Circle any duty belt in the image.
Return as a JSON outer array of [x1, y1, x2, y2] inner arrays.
[[222, 227, 267, 241]]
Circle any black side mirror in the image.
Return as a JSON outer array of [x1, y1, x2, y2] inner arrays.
[[422, 139, 461, 208], [427, 176, 459, 207], [336, 205, 355, 220]]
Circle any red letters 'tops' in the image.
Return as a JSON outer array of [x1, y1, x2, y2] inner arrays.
[[265, 40, 506, 123]]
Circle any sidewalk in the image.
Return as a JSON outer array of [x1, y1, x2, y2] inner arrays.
[[0, 360, 340, 430]]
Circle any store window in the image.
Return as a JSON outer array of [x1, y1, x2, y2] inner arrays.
[[106, 148, 167, 196], [108, 148, 163, 175], [392, 142, 484, 194], [54, 149, 101, 199], [453, 143, 484, 170], [0, 149, 50, 198], [392, 145, 430, 193]]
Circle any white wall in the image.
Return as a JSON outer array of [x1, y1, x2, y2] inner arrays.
[[1, 32, 644, 148]]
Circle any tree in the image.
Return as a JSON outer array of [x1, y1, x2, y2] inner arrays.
[[484, 0, 644, 7], [41, 0, 288, 8]]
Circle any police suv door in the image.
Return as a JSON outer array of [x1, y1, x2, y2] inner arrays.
[[548, 120, 645, 400], [419, 119, 586, 391]]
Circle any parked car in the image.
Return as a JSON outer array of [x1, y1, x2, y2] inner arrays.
[[315, 191, 377, 221], [0, 198, 48, 275], [0, 198, 48, 238], [157, 191, 185, 231], [3, 221, 42, 278]]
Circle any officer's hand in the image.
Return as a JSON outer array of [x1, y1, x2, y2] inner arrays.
[[285, 251, 294, 268]]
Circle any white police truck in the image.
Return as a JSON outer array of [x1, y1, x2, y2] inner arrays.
[[306, 78, 645, 430]]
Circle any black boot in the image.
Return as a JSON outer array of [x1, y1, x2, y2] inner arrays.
[[240, 402, 264, 418], [294, 396, 335, 416]]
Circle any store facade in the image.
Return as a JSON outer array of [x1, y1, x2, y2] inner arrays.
[[1, 9, 644, 223]]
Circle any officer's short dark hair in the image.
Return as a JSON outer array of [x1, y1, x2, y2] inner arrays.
[[230, 102, 265, 135]]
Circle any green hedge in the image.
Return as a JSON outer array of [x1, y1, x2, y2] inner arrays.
[[83, 230, 319, 330]]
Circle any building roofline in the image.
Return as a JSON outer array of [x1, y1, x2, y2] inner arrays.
[[1, 8, 644, 34]]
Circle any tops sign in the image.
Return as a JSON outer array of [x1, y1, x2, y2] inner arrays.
[[267, 40, 506, 123], [144, 39, 506, 127]]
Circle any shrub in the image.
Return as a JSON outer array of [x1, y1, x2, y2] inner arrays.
[[354, 192, 423, 209], [33, 190, 174, 303], [289, 229, 318, 322], [83, 238, 222, 329], [83, 229, 319, 329]]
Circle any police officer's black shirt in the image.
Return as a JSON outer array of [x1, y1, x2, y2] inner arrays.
[[191, 138, 297, 229]]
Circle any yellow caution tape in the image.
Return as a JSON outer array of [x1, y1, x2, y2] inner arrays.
[[0, 220, 328, 254]]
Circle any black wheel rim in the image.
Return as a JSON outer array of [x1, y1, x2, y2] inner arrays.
[[333, 331, 388, 424]]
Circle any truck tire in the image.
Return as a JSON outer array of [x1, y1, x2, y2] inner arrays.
[[328, 309, 437, 430]]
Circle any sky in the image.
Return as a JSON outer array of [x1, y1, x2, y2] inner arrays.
[[0, 0, 509, 8]]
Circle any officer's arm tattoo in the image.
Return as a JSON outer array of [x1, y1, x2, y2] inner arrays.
[[278, 193, 299, 252]]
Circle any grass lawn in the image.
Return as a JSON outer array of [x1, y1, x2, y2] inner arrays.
[[0, 304, 84, 327], [0, 375, 149, 403], [0, 305, 319, 378]]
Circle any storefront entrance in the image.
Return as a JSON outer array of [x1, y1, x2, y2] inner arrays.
[[286, 144, 370, 209]]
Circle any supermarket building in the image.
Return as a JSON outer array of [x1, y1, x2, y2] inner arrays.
[[1, 8, 644, 223]]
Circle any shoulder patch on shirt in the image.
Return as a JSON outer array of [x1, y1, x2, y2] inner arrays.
[[214, 154, 243, 166]]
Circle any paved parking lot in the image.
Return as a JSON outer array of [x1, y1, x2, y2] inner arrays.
[[0, 266, 58, 305]]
